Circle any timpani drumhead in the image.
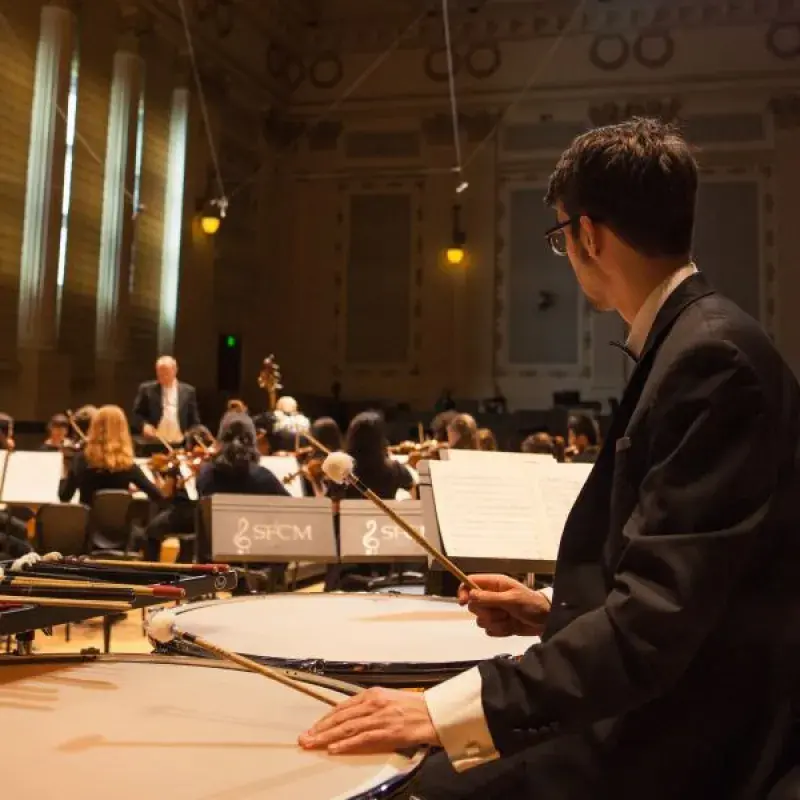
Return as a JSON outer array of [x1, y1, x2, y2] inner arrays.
[[0, 655, 423, 800], [161, 594, 535, 686]]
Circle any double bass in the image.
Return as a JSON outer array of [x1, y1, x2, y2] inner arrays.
[[256, 355, 282, 455]]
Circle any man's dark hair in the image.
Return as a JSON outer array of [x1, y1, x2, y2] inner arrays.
[[522, 432, 554, 455], [544, 118, 697, 259], [568, 414, 599, 447]]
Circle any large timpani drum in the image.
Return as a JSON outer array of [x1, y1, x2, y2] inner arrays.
[[0, 654, 425, 800], [154, 593, 534, 687]]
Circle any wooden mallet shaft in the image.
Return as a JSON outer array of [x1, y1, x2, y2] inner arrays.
[[303, 432, 479, 590], [177, 631, 337, 707], [0, 594, 132, 611], [8, 576, 184, 598]]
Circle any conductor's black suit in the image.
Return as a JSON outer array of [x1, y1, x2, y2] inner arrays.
[[420, 272, 800, 799]]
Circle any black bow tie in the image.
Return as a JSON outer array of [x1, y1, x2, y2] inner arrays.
[[609, 340, 639, 363]]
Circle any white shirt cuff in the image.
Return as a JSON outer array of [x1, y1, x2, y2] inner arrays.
[[424, 667, 499, 772], [539, 586, 553, 604]]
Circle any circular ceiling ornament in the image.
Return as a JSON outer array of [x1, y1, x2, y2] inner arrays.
[[309, 52, 343, 89], [589, 34, 630, 71], [632, 32, 674, 69], [424, 46, 461, 82], [766, 22, 800, 60], [465, 44, 501, 79]]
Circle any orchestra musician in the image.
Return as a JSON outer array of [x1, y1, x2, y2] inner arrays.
[[59, 405, 163, 508], [477, 428, 497, 452], [193, 412, 288, 562], [521, 431, 555, 457], [299, 119, 800, 799], [40, 414, 71, 451], [131, 356, 201, 446], [565, 413, 601, 464], [447, 413, 480, 450]]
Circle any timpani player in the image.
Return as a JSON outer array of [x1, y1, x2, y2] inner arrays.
[[299, 120, 800, 799]]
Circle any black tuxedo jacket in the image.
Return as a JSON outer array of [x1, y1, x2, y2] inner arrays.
[[131, 380, 201, 435], [479, 273, 800, 799]]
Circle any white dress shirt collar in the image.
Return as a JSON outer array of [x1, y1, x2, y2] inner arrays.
[[626, 263, 698, 357]]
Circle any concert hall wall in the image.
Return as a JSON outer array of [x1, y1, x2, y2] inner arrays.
[[2, 1, 800, 420]]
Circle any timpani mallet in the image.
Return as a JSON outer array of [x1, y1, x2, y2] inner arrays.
[[147, 610, 337, 707], [304, 433, 479, 591]]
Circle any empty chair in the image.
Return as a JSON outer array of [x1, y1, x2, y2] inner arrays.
[[87, 490, 139, 557], [35, 504, 90, 556]]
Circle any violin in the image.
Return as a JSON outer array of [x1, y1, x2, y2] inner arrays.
[[282, 456, 326, 496]]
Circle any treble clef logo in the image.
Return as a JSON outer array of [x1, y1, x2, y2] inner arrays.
[[362, 519, 380, 556], [234, 517, 252, 555]]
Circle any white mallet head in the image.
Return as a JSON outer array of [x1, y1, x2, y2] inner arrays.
[[322, 452, 355, 484], [147, 609, 178, 644], [10, 552, 41, 572], [42, 552, 62, 563]]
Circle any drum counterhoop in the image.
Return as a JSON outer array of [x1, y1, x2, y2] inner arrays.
[[153, 593, 535, 688], [0, 653, 426, 800]]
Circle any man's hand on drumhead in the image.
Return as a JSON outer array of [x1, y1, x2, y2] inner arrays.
[[457, 574, 549, 637], [298, 687, 440, 755]]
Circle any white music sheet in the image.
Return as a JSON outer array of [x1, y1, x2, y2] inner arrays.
[[259, 455, 305, 498], [442, 449, 556, 464], [427, 460, 592, 561], [0, 451, 64, 505]]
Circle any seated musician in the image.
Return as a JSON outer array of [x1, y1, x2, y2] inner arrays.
[[131, 355, 201, 447], [196, 412, 288, 498], [340, 411, 414, 501], [58, 405, 163, 506], [447, 413, 480, 450], [301, 417, 343, 497], [430, 410, 457, 444], [40, 414, 70, 451], [226, 398, 248, 414], [521, 431, 555, 456], [566, 413, 601, 463], [477, 428, 497, 452], [271, 396, 311, 453]]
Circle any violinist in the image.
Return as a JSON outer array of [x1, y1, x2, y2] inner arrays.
[[446, 413, 480, 450], [565, 413, 601, 463], [40, 414, 71, 451], [340, 411, 415, 501], [59, 405, 163, 507], [295, 417, 342, 497], [477, 428, 498, 452], [430, 410, 457, 444], [196, 413, 288, 498]]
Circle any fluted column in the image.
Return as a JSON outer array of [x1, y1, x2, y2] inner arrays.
[[158, 84, 190, 355], [17, 4, 75, 349], [15, 3, 75, 418], [95, 46, 143, 361]]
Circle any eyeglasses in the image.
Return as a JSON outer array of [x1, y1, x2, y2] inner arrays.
[[544, 215, 583, 256]]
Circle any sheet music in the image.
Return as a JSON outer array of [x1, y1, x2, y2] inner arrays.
[[0, 451, 64, 505], [443, 449, 556, 465], [427, 460, 591, 561], [259, 456, 305, 498]]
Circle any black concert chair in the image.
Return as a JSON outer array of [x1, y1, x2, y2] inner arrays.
[[87, 491, 140, 558], [35, 503, 90, 556], [34, 503, 91, 644]]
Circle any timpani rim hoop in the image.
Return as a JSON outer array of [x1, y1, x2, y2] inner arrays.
[[0, 653, 427, 800], [155, 593, 521, 687]]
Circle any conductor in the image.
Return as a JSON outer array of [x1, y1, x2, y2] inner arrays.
[[299, 119, 800, 799], [131, 356, 201, 445]]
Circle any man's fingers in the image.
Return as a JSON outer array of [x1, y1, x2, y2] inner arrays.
[[328, 728, 396, 755], [300, 708, 387, 749], [303, 694, 374, 736]]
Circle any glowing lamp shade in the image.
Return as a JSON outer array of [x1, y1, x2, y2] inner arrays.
[[446, 246, 465, 266], [200, 213, 221, 235]]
